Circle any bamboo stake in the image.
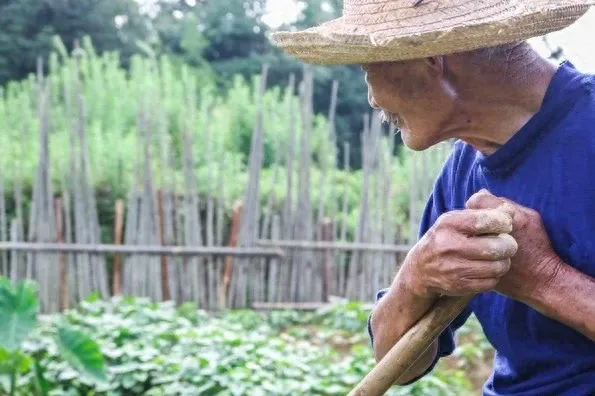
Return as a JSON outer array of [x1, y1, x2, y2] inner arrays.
[[281, 74, 296, 302], [338, 142, 350, 297], [268, 215, 281, 302], [157, 190, 171, 301], [320, 218, 333, 303], [220, 201, 243, 309], [55, 198, 68, 311], [348, 295, 473, 396], [9, 221, 18, 283], [113, 199, 124, 296], [293, 71, 314, 302], [204, 106, 216, 309], [234, 64, 269, 307]]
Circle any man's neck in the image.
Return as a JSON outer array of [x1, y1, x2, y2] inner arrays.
[[448, 55, 558, 156]]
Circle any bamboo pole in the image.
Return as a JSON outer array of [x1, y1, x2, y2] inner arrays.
[[257, 240, 411, 253], [215, 153, 226, 308], [338, 142, 350, 297], [348, 295, 472, 396], [234, 64, 269, 308], [204, 106, 216, 308], [267, 215, 281, 302], [320, 218, 333, 303], [157, 190, 171, 301], [55, 198, 68, 311], [9, 221, 18, 283], [281, 74, 296, 302], [113, 199, 124, 295], [220, 201, 243, 309], [0, 242, 283, 258]]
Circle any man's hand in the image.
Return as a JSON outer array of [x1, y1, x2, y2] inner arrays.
[[400, 205, 518, 299], [466, 189, 564, 302]]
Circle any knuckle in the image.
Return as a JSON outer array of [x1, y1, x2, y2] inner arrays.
[[465, 193, 483, 209], [496, 234, 518, 257], [435, 212, 455, 229], [527, 208, 540, 218], [495, 259, 511, 276]]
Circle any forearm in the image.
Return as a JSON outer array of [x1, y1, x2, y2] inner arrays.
[[524, 260, 595, 341], [370, 264, 439, 384]]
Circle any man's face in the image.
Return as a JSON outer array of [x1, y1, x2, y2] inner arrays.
[[362, 59, 456, 151]]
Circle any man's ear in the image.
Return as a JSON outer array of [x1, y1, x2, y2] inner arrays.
[[423, 56, 444, 76]]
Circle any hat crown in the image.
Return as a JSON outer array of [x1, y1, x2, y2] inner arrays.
[[341, 0, 521, 27], [271, 0, 592, 65]]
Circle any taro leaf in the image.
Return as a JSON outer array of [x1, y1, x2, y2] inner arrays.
[[56, 325, 107, 382], [0, 280, 39, 352]]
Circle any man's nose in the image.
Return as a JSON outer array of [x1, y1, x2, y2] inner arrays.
[[368, 88, 381, 110]]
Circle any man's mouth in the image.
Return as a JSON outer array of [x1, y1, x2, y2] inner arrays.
[[380, 110, 401, 127]]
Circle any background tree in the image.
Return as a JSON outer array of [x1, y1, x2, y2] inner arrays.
[[0, 0, 150, 85]]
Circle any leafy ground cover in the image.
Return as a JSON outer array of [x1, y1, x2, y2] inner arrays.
[[4, 293, 492, 395]]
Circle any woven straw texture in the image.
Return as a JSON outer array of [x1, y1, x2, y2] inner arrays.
[[272, 0, 594, 65]]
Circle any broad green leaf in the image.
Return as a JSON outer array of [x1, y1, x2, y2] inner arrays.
[[56, 326, 107, 382], [0, 280, 39, 352]]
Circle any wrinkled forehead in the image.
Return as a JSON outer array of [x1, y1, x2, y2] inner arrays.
[[361, 60, 421, 77]]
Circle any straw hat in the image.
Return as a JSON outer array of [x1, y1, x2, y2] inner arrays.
[[271, 0, 594, 65]]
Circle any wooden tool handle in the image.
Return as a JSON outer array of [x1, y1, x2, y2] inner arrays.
[[348, 295, 473, 396]]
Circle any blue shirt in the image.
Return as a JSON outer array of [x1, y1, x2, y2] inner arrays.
[[369, 61, 595, 395]]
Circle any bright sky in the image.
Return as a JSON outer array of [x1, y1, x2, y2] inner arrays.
[[264, 1, 595, 73], [263, 0, 302, 28]]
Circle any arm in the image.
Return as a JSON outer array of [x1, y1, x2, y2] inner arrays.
[[523, 259, 595, 341], [369, 267, 439, 385], [467, 189, 595, 341], [370, 206, 517, 385]]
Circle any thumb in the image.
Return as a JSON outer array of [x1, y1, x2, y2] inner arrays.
[[467, 189, 502, 210], [467, 189, 516, 222]]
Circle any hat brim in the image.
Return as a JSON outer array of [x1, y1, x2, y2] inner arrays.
[[272, 3, 593, 65]]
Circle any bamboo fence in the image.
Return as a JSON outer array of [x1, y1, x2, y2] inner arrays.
[[0, 55, 452, 312]]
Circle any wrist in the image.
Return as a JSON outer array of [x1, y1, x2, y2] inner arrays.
[[523, 255, 567, 308], [395, 257, 439, 300]]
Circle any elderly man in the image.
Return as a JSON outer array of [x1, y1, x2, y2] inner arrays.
[[273, 1, 595, 395]]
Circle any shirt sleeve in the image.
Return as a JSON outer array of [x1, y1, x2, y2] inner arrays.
[[366, 144, 473, 383]]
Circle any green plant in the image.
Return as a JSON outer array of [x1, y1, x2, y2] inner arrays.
[[0, 277, 106, 395], [0, 295, 479, 395]]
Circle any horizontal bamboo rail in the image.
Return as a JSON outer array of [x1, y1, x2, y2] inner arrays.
[[252, 301, 375, 311], [0, 243, 285, 258], [257, 239, 412, 253]]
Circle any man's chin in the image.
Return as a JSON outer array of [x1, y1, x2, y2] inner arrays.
[[400, 128, 429, 151], [400, 130, 435, 152]]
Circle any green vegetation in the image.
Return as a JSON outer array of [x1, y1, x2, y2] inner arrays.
[[0, 37, 447, 243], [0, 282, 493, 395], [0, 278, 106, 395]]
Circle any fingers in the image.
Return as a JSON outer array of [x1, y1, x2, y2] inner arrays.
[[427, 258, 511, 296], [461, 233, 518, 261], [466, 189, 516, 220], [436, 209, 513, 236], [459, 259, 511, 279]]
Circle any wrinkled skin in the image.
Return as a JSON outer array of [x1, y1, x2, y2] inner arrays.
[[465, 189, 563, 302], [402, 203, 518, 299], [402, 189, 562, 302]]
